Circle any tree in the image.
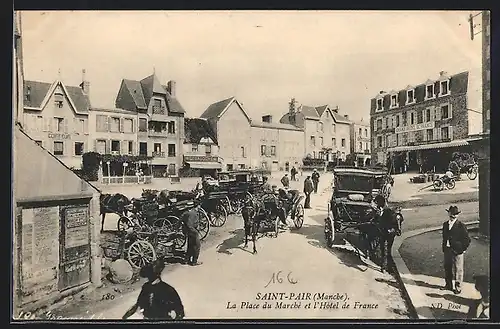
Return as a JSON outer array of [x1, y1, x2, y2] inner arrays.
[[289, 97, 297, 113]]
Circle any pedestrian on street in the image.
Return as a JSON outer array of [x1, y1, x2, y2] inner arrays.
[[311, 169, 320, 194], [123, 259, 185, 320], [303, 176, 313, 209], [179, 205, 203, 266], [442, 205, 471, 294], [281, 173, 290, 188], [290, 167, 297, 181]]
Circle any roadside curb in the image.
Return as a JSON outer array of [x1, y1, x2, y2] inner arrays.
[[392, 220, 480, 320]]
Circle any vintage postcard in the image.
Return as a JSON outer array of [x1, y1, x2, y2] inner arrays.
[[12, 10, 490, 321]]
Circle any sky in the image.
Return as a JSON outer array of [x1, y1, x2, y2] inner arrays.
[[20, 10, 483, 127]]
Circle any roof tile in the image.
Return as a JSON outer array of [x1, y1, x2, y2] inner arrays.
[[200, 97, 234, 119]]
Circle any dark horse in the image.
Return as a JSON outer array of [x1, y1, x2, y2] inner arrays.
[[100, 193, 131, 232], [362, 207, 404, 273]]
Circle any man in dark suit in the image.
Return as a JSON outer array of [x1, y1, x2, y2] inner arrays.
[[303, 176, 314, 209], [442, 205, 471, 294]]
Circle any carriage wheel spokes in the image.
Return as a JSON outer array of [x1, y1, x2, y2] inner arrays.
[[117, 216, 132, 232], [209, 203, 228, 227], [446, 179, 456, 190], [127, 240, 157, 269], [293, 203, 305, 229], [164, 216, 186, 248], [467, 165, 478, 180], [196, 208, 211, 241]]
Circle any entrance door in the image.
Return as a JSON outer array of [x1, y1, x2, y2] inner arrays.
[[272, 161, 279, 172], [59, 204, 91, 291], [408, 151, 418, 171]]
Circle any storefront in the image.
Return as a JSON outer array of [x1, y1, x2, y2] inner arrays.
[[181, 155, 222, 178]]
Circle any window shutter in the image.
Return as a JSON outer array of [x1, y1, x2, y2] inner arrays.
[[449, 126, 453, 140], [121, 140, 127, 154], [106, 116, 110, 132], [53, 118, 58, 132], [64, 118, 68, 133], [120, 118, 124, 133], [73, 118, 78, 133], [105, 140, 110, 154], [433, 128, 438, 141], [423, 130, 427, 142], [435, 106, 441, 120], [449, 104, 453, 119], [436, 127, 441, 141]]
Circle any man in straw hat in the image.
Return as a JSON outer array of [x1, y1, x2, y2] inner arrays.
[[442, 205, 471, 294]]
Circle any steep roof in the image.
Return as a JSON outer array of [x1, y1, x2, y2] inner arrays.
[[280, 104, 351, 127], [116, 73, 185, 114], [200, 97, 235, 120], [24, 80, 91, 114], [184, 118, 218, 144], [300, 105, 320, 118], [315, 105, 328, 117]]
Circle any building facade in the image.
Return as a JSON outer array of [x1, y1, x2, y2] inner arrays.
[[115, 74, 186, 177], [350, 118, 371, 166], [22, 77, 91, 169], [279, 104, 352, 162], [370, 71, 472, 173], [182, 118, 222, 177], [250, 115, 304, 171]]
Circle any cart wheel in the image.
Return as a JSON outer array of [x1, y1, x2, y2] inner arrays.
[[196, 208, 211, 241], [325, 220, 334, 248], [433, 179, 443, 190], [117, 216, 132, 232], [293, 204, 304, 229], [209, 203, 227, 227], [446, 179, 456, 190], [164, 216, 186, 248], [467, 166, 478, 180], [127, 240, 157, 269], [232, 199, 243, 215]]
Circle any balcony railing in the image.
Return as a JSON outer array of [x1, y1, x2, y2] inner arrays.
[[148, 130, 168, 137], [152, 151, 166, 158], [152, 105, 166, 115]]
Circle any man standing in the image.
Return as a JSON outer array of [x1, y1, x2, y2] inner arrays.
[[311, 169, 320, 194], [442, 205, 471, 294], [290, 166, 297, 181], [180, 205, 203, 266], [303, 176, 314, 209], [281, 173, 290, 188]]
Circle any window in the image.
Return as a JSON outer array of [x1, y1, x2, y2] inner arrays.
[[310, 136, 316, 147], [395, 134, 399, 146], [96, 140, 106, 154], [331, 124, 336, 133], [402, 133, 408, 145], [111, 140, 120, 153], [110, 117, 120, 132], [192, 144, 198, 152], [168, 144, 176, 157], [440, 80, 449, 96], [36, 116, 43, 132], [227, 164, 234, 171], [205, 144, 212, 155], [74, 118, 85, 133], [74, 142, 84, 156], [239, 164, 245, 170], [402, 113, 407, 126], [386, 135, 390, 147], [139, 142, 147, 156], [390, 94, 398, 107], [385, 117, 389, 129], [376, 119, 382, 131], [55, 117, 64, 132], [241, 146, 246, 157], [54, 93, 63, 108], [426, 129, 433, 141], [426, 84, 434, 99], [96, 115, 108, 132], [123, 118, 133, 133], [53, 141, 64, 155], [396, 115, 400, 127], [168, 164, 176, 175], [365, 142, 368, 150], [270, 146, 276, 156], [358, 128, 362, 135], [128, 141, 133, 155], [341, 138, 346, 147], [426, 109, 431, 122], [167, 121, 175, 134], [376, 98, 383, 111], [410, 112, 415, 125], [441, 105, 450, 119], [377, 136, 383, 148], [407, 89, 415, 103], [359, 142, 362, 150], [318, 122, 323, 132], [154, 143, 162, 153], [153, 99, 164, 114], [139, 118, 147, 132], [261, 145, 266, 156], [150, 121, 166, 133], [417, 110, 423, 124], [319, 137, 323, 147], [365, 128, 368, 137], [441, 126, 449, 140], [332, 138, 336, 147]]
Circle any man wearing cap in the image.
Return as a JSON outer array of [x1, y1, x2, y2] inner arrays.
[[311, 169, 320, 194], [281, 173, 290, 188], [442, 205, 471, 294], [178, 205, 203, 266]]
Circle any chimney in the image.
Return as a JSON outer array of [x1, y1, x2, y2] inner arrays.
[[79, 69, 90, 95], [439, 71, 447, 77], [344, 114, 349, 120], [167, 80, 176, 97], [333, 106, 339, 113], [262, 115, 273, 123], [379, 90, 385, 94]]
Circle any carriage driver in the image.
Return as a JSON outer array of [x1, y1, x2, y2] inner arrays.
[[371, 194, 387, 218]]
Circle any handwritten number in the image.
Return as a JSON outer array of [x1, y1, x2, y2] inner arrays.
[[102, 293, 115, 300], [264, 271, 298, 287]]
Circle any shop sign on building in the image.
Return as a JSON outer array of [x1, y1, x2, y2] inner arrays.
[[395, 121, 435, 134], [48, 133, 71, 139]]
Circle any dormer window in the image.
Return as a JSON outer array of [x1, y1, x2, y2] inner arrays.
[[425, 84, 435, 99], [376, 98, 384, 112], [407, 89, 415, 104], [152, 98, 165, 115], [440, 80, 450, 96], [390, 94, 398, 108], [54, 92, 64, 108]]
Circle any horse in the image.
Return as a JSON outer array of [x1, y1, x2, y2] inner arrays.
[[100, 193, 131, 232], [241, 192, 263, 254]]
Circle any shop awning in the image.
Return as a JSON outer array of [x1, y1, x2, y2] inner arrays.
[[186, 162, 222, 169], [387, 139, 469, 152]]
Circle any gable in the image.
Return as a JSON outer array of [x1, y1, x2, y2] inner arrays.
[[24, 80, 90, 114]]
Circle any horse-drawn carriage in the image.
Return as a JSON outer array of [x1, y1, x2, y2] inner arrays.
[[324, 167, 404, 272]]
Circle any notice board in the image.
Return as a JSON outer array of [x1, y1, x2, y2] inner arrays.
[[21, 206, 60, 300]]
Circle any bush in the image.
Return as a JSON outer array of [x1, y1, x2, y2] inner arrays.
[[82, 152, 101, 181]]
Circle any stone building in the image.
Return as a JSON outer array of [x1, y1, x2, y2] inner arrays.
[[370, 71, 474, 173], [350, 118, 371, 166], [279, 104, 352, 162], [115, 74, 186, 177]]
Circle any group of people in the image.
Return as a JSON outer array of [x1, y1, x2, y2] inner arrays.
[[279, 169, 321, 209]]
